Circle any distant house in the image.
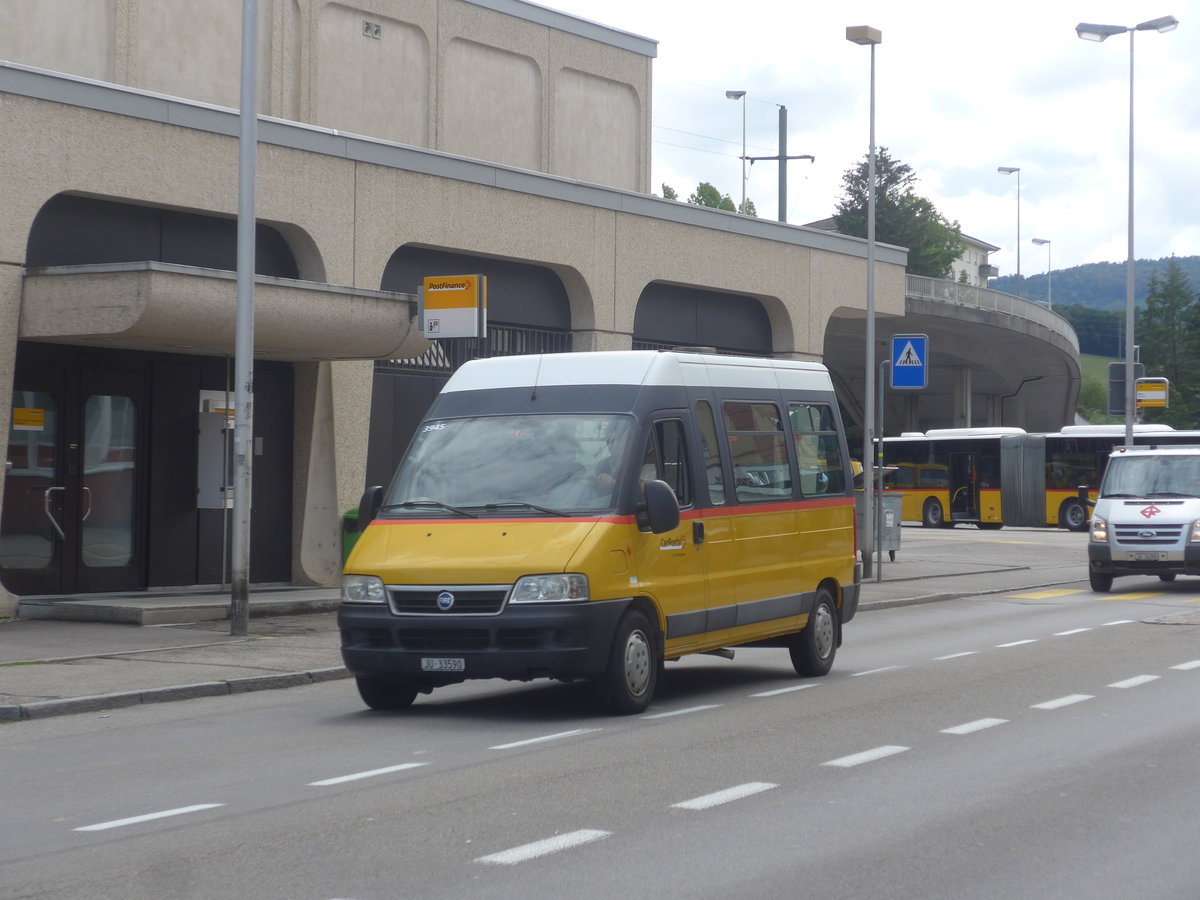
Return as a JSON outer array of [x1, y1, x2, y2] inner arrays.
[[805, 218, 999, 287]]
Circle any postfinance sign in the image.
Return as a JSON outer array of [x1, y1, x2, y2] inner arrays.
[[421, 274, 487, 339]]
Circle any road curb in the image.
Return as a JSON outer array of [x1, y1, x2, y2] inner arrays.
[[0, 666, 352, 722]]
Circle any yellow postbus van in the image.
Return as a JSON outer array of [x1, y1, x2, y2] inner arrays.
[[339, 350, 861, 714]]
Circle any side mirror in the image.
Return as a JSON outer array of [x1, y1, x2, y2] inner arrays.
[[351, 485, 384, 532], [641, 479, 681, 534]]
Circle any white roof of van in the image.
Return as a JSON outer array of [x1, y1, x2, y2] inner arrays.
[[443, 351, 834, 393]]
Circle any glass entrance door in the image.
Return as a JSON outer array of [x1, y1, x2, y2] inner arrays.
[[1, 365, 145, 594]]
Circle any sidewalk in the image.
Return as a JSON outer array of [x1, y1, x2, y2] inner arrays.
[[0, 533, 1088, 722]]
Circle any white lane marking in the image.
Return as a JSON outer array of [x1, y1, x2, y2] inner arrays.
[[1054, 628, 1092, 636], [941, 717, 1009, 735], [640, 704, 722, 720], [74, 804, 224, 832], [934, 651, 977, 661], [1032, 694, 1094, 710], [822, 745, 910, 768], [671, 781, 778, 811], [488, 729, 599, 750], [474, 829, 610, 865], [751, 684, 817, 697], [308, 763, 428, 786], [996, 639, 1038, 648], [1101, 620, 1135, 626], [851, 665, 906, 677], [1171, 660, 1200, 671], [1109, 674, 1161, 689]]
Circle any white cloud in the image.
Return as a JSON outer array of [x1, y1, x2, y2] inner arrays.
[[546, 0, 1200, 274]]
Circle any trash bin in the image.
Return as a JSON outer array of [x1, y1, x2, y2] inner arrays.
[[342, 506, 360, 565], [878, 493, 903, 561]]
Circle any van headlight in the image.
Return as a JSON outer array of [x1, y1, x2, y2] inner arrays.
[[510, 574, 589, 603], [1190, 519, 1200, 544], [342, 574, 387, 603], [1090, 515, 1108, 543]]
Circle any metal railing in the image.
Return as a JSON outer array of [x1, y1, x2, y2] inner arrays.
[[378, 324, 572, 374], [905, 274, 1079, 353]]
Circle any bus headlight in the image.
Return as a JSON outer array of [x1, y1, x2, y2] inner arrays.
[[510, 574, 589, 603], [1090, 515, 1108, 543], [342, 574, 387, 603]]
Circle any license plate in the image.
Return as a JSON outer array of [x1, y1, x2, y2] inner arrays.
[[421, 657, 465, 672], [1130, 551, 1166, 562]]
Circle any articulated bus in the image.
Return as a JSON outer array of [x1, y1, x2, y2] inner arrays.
[[883, 424, 1200, 531]]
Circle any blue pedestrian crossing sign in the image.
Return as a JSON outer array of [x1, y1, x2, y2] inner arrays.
[[891, 333, 928, 389]]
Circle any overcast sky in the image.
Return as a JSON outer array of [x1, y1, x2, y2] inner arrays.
[[545, 0, 1199, 281]]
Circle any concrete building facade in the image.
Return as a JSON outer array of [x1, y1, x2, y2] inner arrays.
[[0, 0, 908, 613]]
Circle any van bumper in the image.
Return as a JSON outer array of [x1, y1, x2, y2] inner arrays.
[[338, 598, 630, 686], [1088, 543, 1200, 577]]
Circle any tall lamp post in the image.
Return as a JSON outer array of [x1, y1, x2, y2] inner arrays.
[[847, 24, 881, 578], [1032, 238, 1052, 308], [997, 166, 1021, 297], [1077, 14, 1178, 448], [726, 90, 747, 213]]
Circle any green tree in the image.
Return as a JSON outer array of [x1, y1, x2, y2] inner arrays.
[[832, 148, 966, 279], [1138, 257, 1200, 427], [661, 183, 678, 200], [688, 181, 737, 212]]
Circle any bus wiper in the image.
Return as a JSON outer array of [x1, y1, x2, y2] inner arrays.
[[481, 500, 571, 517], [380, 499, 477, 517]]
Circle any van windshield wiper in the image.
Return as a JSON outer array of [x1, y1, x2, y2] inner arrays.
[[380, 499, 477, 518], [1147, 491, 1198, 499], [479, 500, 571, 517]]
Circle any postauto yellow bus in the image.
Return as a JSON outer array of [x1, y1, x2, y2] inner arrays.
[[339, 350, 861, 714]]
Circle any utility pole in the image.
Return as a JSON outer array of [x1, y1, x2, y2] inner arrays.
[[742, 106, 813, 222]]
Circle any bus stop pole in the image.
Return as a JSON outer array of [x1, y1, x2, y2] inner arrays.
[[876, 360, 889, 581]]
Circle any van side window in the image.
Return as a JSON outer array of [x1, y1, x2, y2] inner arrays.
[[696, 400, 725, 506], [788, 402, 847, 497], [642, 419, 691, 507], [723, 400, 791, 503]]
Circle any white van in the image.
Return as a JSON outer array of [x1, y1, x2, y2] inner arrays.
[[1087, 444, 1200, 592]]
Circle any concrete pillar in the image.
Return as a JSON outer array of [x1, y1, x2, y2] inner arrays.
[[952, 366, 972, 428]]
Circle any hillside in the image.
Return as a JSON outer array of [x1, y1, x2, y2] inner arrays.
[[989, 255, 1200, 311]]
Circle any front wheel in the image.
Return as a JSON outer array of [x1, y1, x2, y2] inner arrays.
[[922, 498, 944, 528], [355, 676, 419, 711], [1089, 570, 1113, 593], [1060, 498, 1089, 532], [1159, 573, 1177, 583], [790, 588, 837, 677], [596, 610, 658, 715]]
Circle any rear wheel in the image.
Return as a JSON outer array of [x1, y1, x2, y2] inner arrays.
[[790, 587, 837, 677], [1159, 573, 1177, 583], [922, 498, 944, 528], [1089, 570, 1113, 593], [1060, 498, 1089, 532], [355, 676, 419, 711], [596, 610, 658, 715]]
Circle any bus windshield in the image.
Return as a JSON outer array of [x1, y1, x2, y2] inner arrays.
[[384, 413, 636, 514], [1101, 454, 1200, 499]]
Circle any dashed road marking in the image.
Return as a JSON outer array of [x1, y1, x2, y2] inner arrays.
[[309, 763, 428, 786], [751, 684, 817, 697], [822, 745, 910, 768], [671, 782, 777, 810], [1054, 627, 1092, 636], [851, 665, 907, 677], [640, 704, 722, 720], [475, 829, 611, 865], [996, 639, 1038, 648], [1171, 660, 1200, 671], [1108, 675, 1160, 689], [489, 729, 599, 750], [941, 717, 1008, 735], [75, 804, 224, 832], [1007, 589, 1080, 600], [933, 651, 977, 661], [1102, 620, 1135, 626], [1032, 694, 1094, 710]]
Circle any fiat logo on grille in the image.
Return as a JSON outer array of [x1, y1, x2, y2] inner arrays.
[[436, 591, 456, 611]]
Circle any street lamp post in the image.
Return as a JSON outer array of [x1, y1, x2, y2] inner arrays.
[[1076, 14, 1178, 448], [725, 90, 747, 213], [847, 24, 881, 578], [997, 166, 1021, 297], [1032, 238, 1052, 308]]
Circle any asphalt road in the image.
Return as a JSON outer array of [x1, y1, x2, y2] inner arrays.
[[4, 528, 1200, 900]]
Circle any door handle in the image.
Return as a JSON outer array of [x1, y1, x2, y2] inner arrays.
[[81, 486, 92, 522], [43, 485, 66, 539], [693, 521, 705, 545]]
